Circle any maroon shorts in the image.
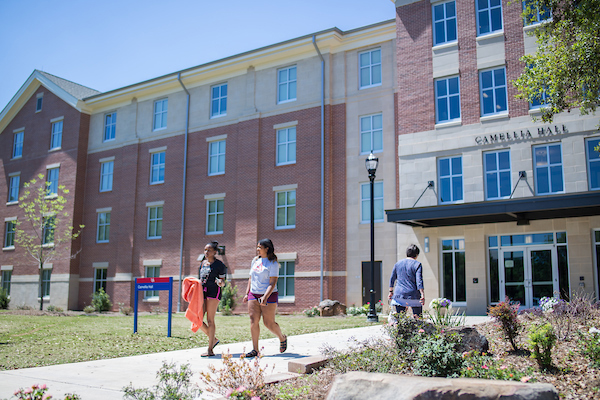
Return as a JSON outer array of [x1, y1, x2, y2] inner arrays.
[[248, 292, 278, 303]]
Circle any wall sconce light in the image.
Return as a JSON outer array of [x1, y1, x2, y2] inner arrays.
[[424, 237, 430, 253], [218, 245, 226, 256]]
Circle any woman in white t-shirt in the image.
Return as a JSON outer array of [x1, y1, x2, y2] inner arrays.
[[242, 238, 287, 358]]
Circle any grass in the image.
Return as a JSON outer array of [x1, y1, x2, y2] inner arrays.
[[0, 311, 381, 370]]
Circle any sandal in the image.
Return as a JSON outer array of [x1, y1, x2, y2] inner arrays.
[[245, 349, 259, 358], [213, 339, 220, 348], [201, 352, 215, 357], [279, 336, 287, 353]]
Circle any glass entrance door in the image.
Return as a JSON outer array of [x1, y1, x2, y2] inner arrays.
[[500, 246, 557, 308]]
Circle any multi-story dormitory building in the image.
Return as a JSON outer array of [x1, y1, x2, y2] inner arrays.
[[0, 21, 399, 312], [385, 0, 600, 315]]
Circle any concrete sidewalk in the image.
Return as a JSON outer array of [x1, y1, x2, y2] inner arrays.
[[0, 316, 491, 400]]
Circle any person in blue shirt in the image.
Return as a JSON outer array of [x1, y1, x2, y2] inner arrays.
[[388, 244, 425, 317]]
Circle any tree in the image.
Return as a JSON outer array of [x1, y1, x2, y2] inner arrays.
[[14, 174, 83, 310], [513, 0, 600, 123]]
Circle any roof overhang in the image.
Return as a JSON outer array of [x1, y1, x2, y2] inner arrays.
[[385, 192, 600, 227]]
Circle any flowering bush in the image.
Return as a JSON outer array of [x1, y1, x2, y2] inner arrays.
[[303, 307, 320, 317], [225, 386, 263, 400], [426, 298, 464, 328], [429, 297, 451, 309], [460, 350, 534, 381], [12, 384, 81, 400], [488, 297, 521, 351], [539, 296, 563, 312], [579, 327, 600, 367]]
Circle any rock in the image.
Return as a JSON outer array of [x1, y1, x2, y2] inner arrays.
[[445, 326, 490, 354], [326, 372, 559, 400], [318, 299, 347, 316]]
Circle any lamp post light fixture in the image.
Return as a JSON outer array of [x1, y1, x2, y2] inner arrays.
[[365, 152, 379, 322]]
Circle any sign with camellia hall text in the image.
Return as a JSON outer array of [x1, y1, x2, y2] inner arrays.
[[475, 124, 569, 145], [133, 277, 173, 337]]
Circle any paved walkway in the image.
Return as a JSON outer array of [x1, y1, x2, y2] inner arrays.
[[0, 316, 491, 400]]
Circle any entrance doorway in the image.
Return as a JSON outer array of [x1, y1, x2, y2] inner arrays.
[[361, 261, 382, 306], [500, 247, 557, 309]]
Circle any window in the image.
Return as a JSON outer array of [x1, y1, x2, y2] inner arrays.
[[480, 67, 507, 116], [477, 0, 503, 35], [211, 83, 227, 117], [36, 94, 43, 112], [277, 127, 297, 165], [523, 0, 551, 25], [8, 174, 20, 203], [484, 150, 511, 199], [147, 206, 163, 239], [97, 212, 110, 243], [1, 270, 11, 295], [206, 199, 224, 234], [277, 260, 295, 298], [145, 266, 160, 299], [104, 112, 116, 141], [50, 120, 63, 150], [4, 221, 16, 248], [534, 143, 564, 194], [587, 138, 600, 190], [442, 239, 466, 303], [359, 48, 382, 89], [435, 76, 461, 123], [433, 1, 457, 45], [46, 168, 59, 196], [360, 114, 383, 154], [13, 131, 23, 158], [40, 269, 51, 298], [42, 217, 55, 246], [208, 140, 226, 175], [361, 181, 384, 223], [278, 66, 297, 103], [150, 152, 165, 184], [438, 156, 463, 203], [94, 268, 107, 293], [100, 161, 114, 192], [153, 98, 168, 130], [276, 190, 296, 229]]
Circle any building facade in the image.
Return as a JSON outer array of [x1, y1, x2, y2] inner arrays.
[[387, 0, 600, 315]]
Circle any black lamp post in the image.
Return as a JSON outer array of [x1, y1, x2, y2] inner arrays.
[[365, 152, 379, 322]]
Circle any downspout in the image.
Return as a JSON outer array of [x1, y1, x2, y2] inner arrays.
[[177, 73, 190, 312], [312, 35, 325, 302]]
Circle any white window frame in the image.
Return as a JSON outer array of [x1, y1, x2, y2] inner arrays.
[[476, 0, 503, 36], [360, 181, 384, 223], [586, 137, 600, 191], [206, 198, 224, 235], [50, 119, 63, 150], [150, 151, 165, 185], [147, 204, 163, 240], [360, 114, 383, 155], [479, 67, 508, 117], [277, 259, 295, 301], [211, 83, 228, 118], [36, 93, 43, 112], [438, 156, 463, 204], [97, 211, 110, 243], [104, 112, 117, 142], [435, 76, 461, 123], [46, 167, 60, 197], [100, 159, 114, 192], [144, 265, 160, 300], [153, 98, 168, 131], [3, 220, 16, 249], [276, 126, 297, 166], [12, 130, 23, 159], [359, 48, 382, 89], [484, 150, 512, 200], [277, 66, 297, 104], [8, 173, 20, 203], [533, 143, 564, 195], [441, 238, 467, 304], [94, 267, 108, 293], [432, 0, 457, 46], [275, 188, 296, 229], [208, 139, 226, 176]]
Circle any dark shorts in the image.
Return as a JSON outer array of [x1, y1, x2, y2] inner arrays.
[[248, 291, 278, 303], [203, 285, 222, 300], [395, 304, 422, 316]]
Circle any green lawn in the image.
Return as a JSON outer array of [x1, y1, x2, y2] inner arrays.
[[0, 312, 381, 370]]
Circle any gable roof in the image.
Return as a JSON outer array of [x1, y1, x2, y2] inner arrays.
[[0, 70, 100, 134]]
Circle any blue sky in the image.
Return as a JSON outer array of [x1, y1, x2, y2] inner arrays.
[[0, 0, 395, 111]]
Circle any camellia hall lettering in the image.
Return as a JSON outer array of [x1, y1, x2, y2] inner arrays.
[[475, 124, 568, 145]]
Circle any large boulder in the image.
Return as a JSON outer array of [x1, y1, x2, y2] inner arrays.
[[326, 372, 558, 400], [319, 299, 347, 316], [445, 326, 490, 354]]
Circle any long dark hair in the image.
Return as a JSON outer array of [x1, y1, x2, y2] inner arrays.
[[258, 238, 277, 262]]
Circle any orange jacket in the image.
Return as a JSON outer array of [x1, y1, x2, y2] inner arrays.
[[182, 277, 204, 332]]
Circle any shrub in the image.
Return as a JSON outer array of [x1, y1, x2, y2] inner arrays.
[[90, 288, 112, 312], [460, 350, 534, 381], [16, 304, 33, 311], [303, 307, 320, 317], [527, 323, 556, 370], [83, 305, 95, 314], [46, 305, 64, 312], [413, 333, 463, 377], [346, 305, 365, 316], [541, 292, 596, 340], [12, 383, 81, 400], [0, 288, 9, 309], [323, 337, 405, 374], [579, 327, 600, 368], [488, 297, 521, 351], [426, 297, 465, 328], [123, 361, 201, 400], [219, 281, 238, 315], [118, 302, 133, 316]]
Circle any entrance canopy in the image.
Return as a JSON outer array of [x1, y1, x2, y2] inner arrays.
[[386, 192, 600, 228]]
